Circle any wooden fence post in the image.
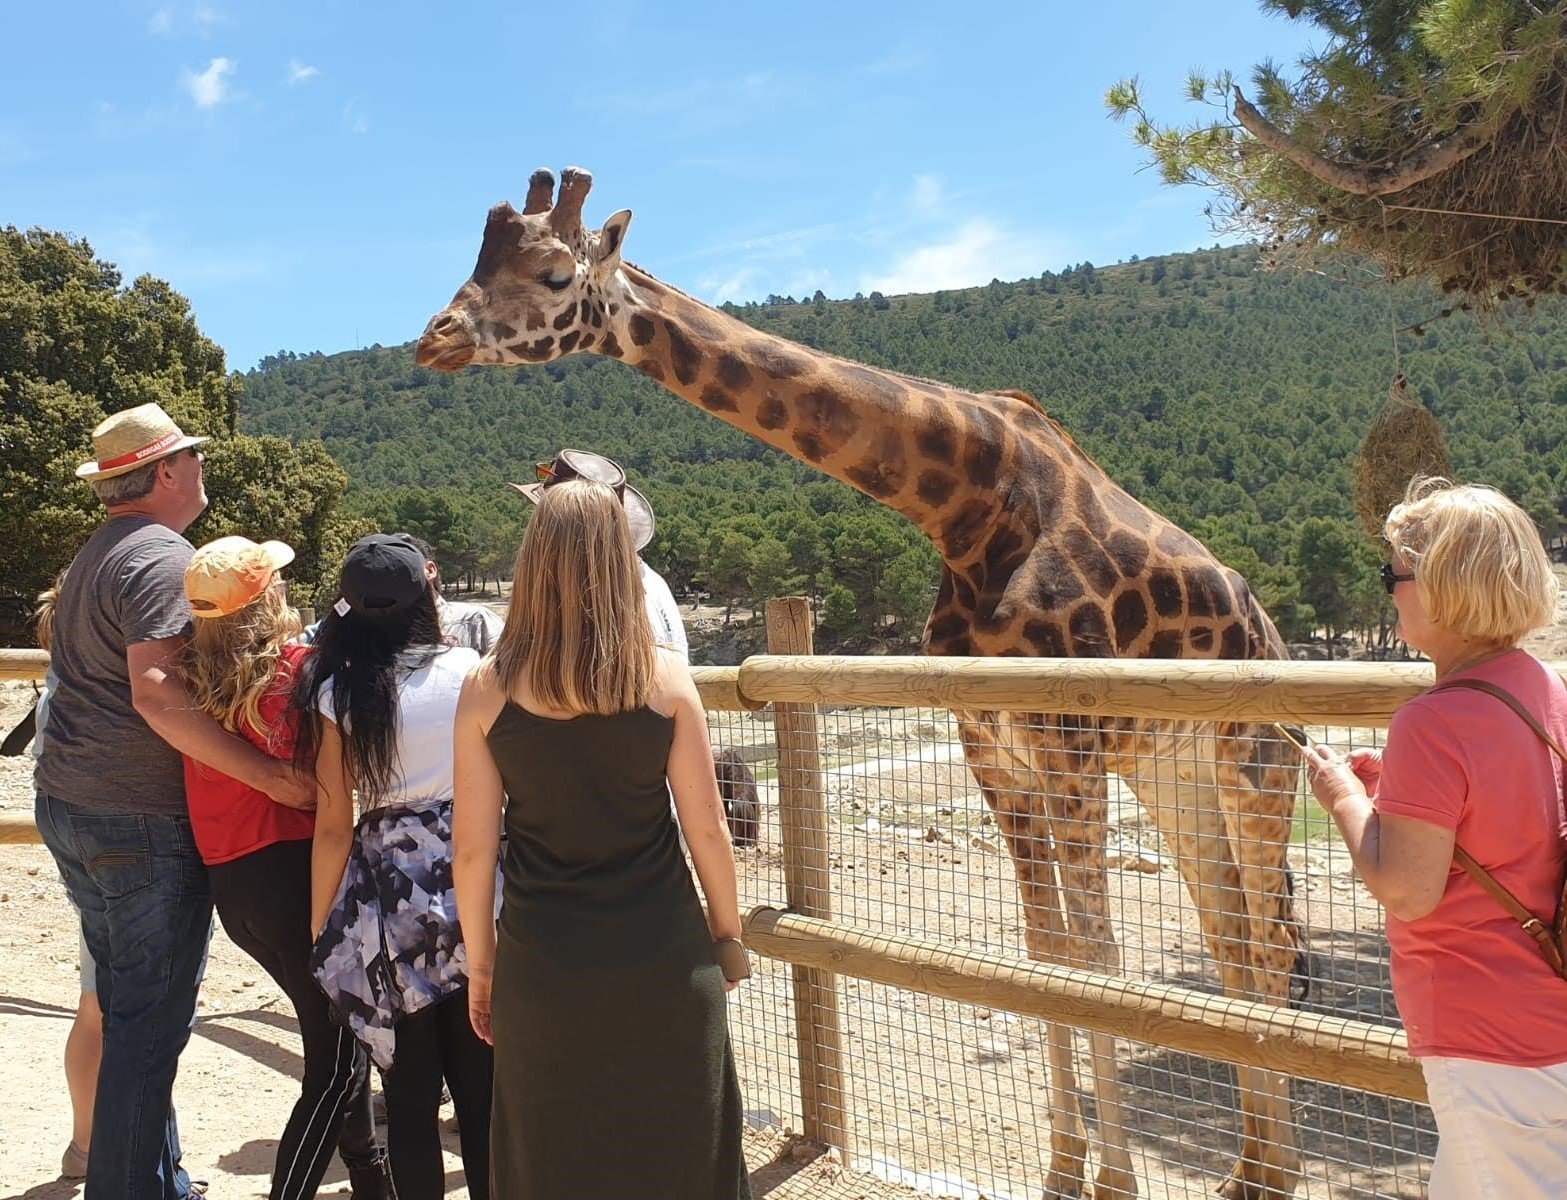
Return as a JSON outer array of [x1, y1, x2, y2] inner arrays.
[[765, 597, 850, 1160], [297, 606, 316, 629]]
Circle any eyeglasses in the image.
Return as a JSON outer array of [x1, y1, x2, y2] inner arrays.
[[1379, 563, 1415, 595], [534, 461, 557, 483]]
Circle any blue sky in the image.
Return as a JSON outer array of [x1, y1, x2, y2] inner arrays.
[[2, 2, 1318, 373]]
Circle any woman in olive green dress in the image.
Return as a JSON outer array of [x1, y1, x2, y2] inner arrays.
[[453, 478, 751, 1199]]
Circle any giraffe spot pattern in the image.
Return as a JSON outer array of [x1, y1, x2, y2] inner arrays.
[[552, 307, 576, 332], [756, 394, 788, 430], [1106, 530, 1149, 577], [629, 314, 656, 346], [1220, 622, 1249, 659], [664, 320, 703, 386], [915, 469, 956, 507], [962, 409, 1004, 488], [753, 342, 810, 379], [914, 418, 958, 465], [1190, 626, 1214, 651], [793, 431, 828, 462], [699, 385, 740, 413], [844, 430, 908, 499], [1148, 567, 1183, 617], [557, 330, 580, 354], [796, 390, 861, 444], [639, 359, 666, 384], [940, 500, 993, 559], [1111, 590, 1149, 649], [1068, 603, 1111, 652], [526, 313, 547, 332], [1149, 629, 1184, 659], [599, 332, 624, 359], [1182, 565, 1224, 618], [1063, 526, 1119, 595], [1023, 619, 1066, 656], [487, 322, 518, 342], [1074, 478, 1110, 538], [717, 352, 752, 392]]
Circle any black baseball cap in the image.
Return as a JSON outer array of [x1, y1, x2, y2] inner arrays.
[[338, 533, 428, 619]]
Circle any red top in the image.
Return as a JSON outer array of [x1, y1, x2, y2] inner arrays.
[[182, 643, 316, 866], [1375, 649, 1567, 1065]]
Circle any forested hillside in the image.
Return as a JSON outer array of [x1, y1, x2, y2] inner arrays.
[[240, 245, 1567, 646]]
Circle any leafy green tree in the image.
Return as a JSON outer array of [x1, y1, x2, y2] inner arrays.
[[703, 527, 753, 625], [0, 228, 358, 632], [1108, 2, 1567, 304], [746, 536, 801, 609]]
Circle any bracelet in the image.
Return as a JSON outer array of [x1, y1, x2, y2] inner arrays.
[[714, 937, 751, 983]]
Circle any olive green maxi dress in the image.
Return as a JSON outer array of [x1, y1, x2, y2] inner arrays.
[[485, 701, 751, 1199]]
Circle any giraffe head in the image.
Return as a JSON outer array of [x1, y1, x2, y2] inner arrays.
[[415, 166, 631, 372]]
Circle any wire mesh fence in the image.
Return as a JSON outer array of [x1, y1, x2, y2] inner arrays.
[[705, 672, 1437, 1200]]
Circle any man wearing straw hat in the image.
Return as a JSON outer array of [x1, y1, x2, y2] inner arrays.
[[34, 403, 315, 1200]]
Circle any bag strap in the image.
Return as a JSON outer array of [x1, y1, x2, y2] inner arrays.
[[1430, 676, 1567, 979]]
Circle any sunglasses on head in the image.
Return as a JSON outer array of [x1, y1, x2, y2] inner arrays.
[[1379, 563, 1415, 595]]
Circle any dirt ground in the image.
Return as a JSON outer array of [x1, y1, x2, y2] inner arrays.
[[3, 568, 1561, 1200]]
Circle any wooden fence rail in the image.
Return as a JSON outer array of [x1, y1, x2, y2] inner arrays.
[[8, 638, 1515, 1113]]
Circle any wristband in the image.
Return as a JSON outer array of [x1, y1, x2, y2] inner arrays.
[[714, 937, 751, 982]]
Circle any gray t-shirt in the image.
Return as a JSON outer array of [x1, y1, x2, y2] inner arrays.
[[35, 516, 195, 815]]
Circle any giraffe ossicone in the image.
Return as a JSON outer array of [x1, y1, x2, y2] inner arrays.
[[418, 168, 1309, 1200]]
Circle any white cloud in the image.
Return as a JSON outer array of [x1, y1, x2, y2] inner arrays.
[[183, 57, 235, 108], [149, 4, 225, 36], [910, 174, 944, 218], [861, 218, 1064, 295], [287, 59, 319, 85], [698, 267, 763, 305], [342, 97, 369, 134]]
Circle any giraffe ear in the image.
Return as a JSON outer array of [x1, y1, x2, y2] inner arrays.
[[594, 210, 632, 266]]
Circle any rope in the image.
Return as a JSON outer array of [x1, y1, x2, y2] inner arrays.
[[1378, 202, 1402, 375], [1381, 200, 1567, 227]]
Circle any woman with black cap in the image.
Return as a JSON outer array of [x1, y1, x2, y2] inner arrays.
[[292, 532, 495, 1200]]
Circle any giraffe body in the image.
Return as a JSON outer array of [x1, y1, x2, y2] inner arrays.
[[417, 169, 1305, 1199]]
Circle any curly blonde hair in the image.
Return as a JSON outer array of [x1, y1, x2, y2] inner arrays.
[[34, 569, 67, 652], [183, 582, 302, 743]]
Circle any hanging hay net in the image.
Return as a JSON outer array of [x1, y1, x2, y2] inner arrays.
[[1354, 375, 1452, 540]]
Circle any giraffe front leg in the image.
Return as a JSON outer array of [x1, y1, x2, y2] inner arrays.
[[1215, 740, 1304, 1200], [1047, 777, 1137, 1200]]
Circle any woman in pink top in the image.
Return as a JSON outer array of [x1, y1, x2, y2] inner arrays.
[[1306, 479, 1566, 1199]]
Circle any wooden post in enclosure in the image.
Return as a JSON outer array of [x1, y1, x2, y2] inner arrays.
[[765, 597, 850, 1160], [297, 605, 316, 629]]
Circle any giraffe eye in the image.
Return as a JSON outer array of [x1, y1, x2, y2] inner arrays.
[[539, 270, 573, 292]]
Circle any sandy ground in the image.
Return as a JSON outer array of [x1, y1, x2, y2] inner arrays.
[[4, 568, 1561, 1200]]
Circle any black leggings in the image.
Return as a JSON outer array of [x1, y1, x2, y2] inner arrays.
[[383, 988, 494, 1200], [208, 839, 383, 1200]]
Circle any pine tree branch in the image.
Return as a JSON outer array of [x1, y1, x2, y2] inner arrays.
[[1231, 86, 1496, 197]]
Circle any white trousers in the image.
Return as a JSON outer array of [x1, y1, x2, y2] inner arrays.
[[1422, 1055, 1567, 1199]]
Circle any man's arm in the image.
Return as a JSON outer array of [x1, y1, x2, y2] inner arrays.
[[128, 637, 315, 809]]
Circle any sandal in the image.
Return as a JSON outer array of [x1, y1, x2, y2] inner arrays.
[[60, 1141, 89, 1180]]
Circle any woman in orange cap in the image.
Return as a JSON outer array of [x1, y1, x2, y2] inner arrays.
[[180, 536, 392, 1200]]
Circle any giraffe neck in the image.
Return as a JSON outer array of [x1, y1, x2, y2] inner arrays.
[[605, 264, 1085, 561]]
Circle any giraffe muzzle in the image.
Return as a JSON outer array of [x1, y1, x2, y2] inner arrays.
[[414, 313, 477, 372]]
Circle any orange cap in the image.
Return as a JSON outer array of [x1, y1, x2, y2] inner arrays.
[[185, 536, 295, 618]]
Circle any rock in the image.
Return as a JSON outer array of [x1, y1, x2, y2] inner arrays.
[[1109, 850, 1165, 873], [969, 833, 1003, 854], [923, 826, 954, 845], [26, 867, 39, 876], [970, 1038, 1011, 1064]]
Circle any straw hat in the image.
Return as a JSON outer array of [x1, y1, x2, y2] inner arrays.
[[506, 449, 655, 551], [76, 403, 210, 482], [185, 536, 295, 619]]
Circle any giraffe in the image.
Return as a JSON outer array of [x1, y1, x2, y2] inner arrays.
[[416, 167, 1307, 1200]]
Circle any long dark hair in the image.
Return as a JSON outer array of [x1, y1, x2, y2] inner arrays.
[[292, 591, 444, 807]]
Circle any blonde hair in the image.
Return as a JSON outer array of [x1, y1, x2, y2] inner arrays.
[[493, 480, 655, 716], [1384, 477, 1559, 644], [34, 569, 67, 652], [184, 582, 302, 743]]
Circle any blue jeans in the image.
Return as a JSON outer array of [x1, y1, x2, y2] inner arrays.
[[36, 792, 214, 1200]]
